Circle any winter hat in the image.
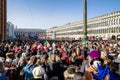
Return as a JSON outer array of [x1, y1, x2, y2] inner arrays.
[[64, 65, 76, 78], [6, 58, 12, 63], [32, 66, 45, 79], [0, 57, 5, 63], [89, 50, 101, 59]]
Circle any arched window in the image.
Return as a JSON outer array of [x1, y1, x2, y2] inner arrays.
[[101, 29, 103, 33], [115, 27, 118, 33], [111, 19, 113, 25], [119, 27, 120, 32], [114, 27, 116, 33], [107, 28, 109, 33], [105, 28, 107, 33], [111, 28, 113, 33], [116, 19, 118, 24]]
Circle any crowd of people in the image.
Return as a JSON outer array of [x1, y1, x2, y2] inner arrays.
[[0, 39, 120, 80]]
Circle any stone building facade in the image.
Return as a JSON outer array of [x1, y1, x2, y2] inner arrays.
[[46, 11, 120, 40]]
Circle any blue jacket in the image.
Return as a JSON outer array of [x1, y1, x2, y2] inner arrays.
[[22, 64, 37, 80], [0, 72, 9, 80]]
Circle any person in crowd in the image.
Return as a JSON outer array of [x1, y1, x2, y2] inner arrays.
[[75, 47, 84, 66], [17, 54, 27, 80], [109, 62, 120, 80], [47, 53, 62, 80], [64, 65, 76, 80], [0, 39, 120, 80], [4, 58, 16, 80], [41, 53, 49, 73], [84, 58, 110, 80], [0, 57, 5, 63], [0, 61, 9, 80], [69, 49, 77, 65], [114, 53, 120, 64], [80, 50, 101, 74], [20, 56, 37, 80], [28, 59, 47, 80], [74, 72, 85, 80]]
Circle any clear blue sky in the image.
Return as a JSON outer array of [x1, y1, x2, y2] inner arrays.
[[7, 0, 120, 29]]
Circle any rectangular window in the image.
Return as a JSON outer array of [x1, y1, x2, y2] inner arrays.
[[119, 19, 120, 24]]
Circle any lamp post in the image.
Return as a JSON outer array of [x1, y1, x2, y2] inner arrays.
[[83, 0, 87, 41]]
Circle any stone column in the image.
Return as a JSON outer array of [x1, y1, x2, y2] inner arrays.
[[83, 0, 87, 40], [0, 0, 7, 40]]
